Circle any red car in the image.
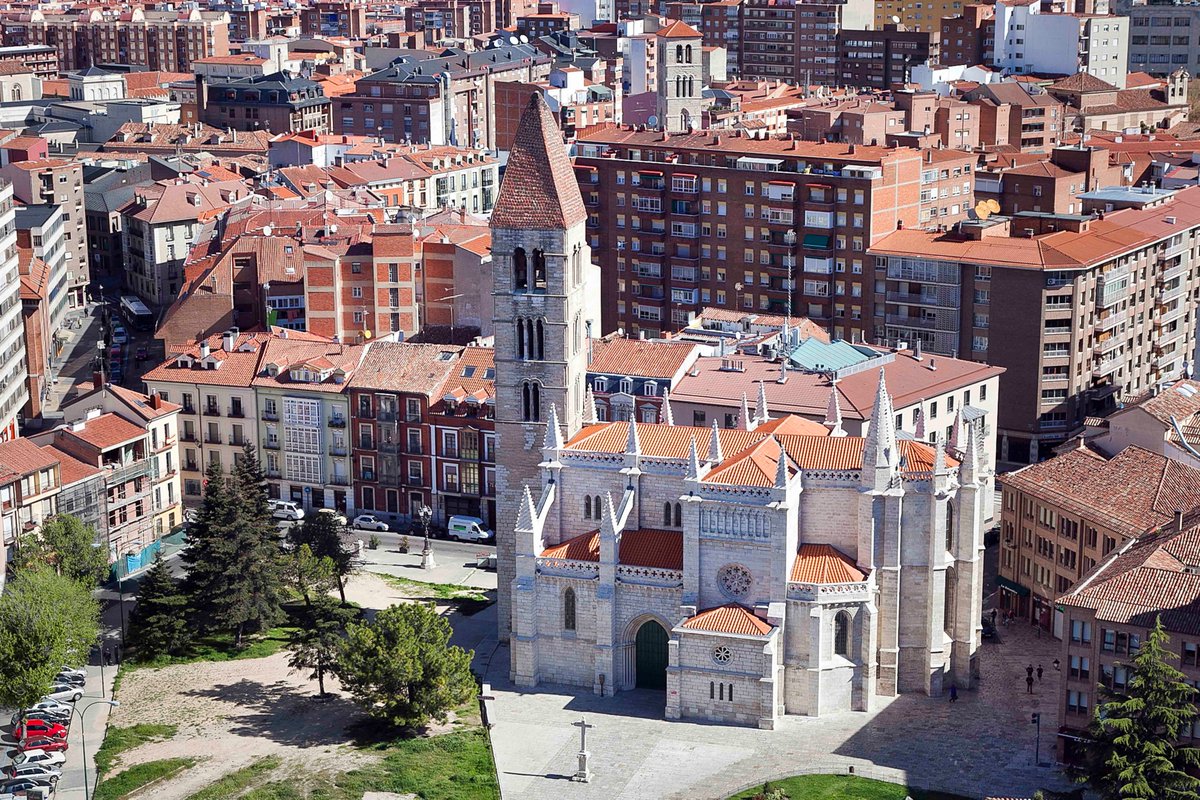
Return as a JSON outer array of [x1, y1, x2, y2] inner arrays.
[[14, 721, 67, 741], [16, 737, 67, 753]]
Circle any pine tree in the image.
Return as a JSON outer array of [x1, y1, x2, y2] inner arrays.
[[128, 551, 189, 659], [223, 444, 285, 645], [288, 508, 354, 603], [286, 544, 337, 609], [287, 595, 356, 696], [1076, 617, 1200, 800], [180, 461, 239, 632]]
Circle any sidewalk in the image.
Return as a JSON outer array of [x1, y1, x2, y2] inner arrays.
[[54, 654, 120, 800]]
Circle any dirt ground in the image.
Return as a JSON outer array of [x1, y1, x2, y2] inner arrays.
[[104, 571, 475, 798]]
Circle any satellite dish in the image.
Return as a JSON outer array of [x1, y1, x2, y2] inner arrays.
[[262, 224, 272, 236], [986, 199, 1001, 213], [520, 34, 529, 43], [648, 114, 659, 128], [508, 36, 518, 45], [973, 201, 991, 220], [891, 14, 901, 23]]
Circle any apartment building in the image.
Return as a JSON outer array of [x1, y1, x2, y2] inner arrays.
[[253, 336, 365, 514], [837, 25, 940, 90], [198, 73, 333, 134], [587, 336, 701, 423], [0, 438, 61, 581], [0, 44, 59, 79], [143, 330, 267, 505], [993, 0, 1129, 88], [0, 182, 29, 443], [999, 442, 1200, 633], [939, 4, 995, 66], [869, 184, 1200, 463], [14, 204, 70, 343], [300, 0, 368, 39], [0, 159, 88, 309], [335, 45, 552, 150], [572, 125, 974, 340], [875, 0, 965, 32], [1093, 378, 1200, 469], [975, 144, 1124, 216], [120, 178, 248, 307], [59, 384, 183, 540], [963, 82, 1067, 152], [737, 0, 874, 86], [1055, 524, 1200, 761], [1119, 0, 1200, 77], [83, 161, 153, 281], [12, 7, 231, 73], [405, 0, 499, 41]]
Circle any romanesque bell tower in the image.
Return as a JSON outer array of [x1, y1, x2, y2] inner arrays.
[[492, 93, 597, 642], [655, 20, 704, 133]]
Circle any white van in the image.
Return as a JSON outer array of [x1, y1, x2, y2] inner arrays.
[[448, 515, 493, 542], [270, 500, 305, 521]]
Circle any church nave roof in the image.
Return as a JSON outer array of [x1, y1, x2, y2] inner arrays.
[[540, 528, 683, 570], [678, 604, 774, 636], [789, 544, 867, 584]]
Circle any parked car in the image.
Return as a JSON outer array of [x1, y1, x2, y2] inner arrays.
[[8, 750, 66, 769], [109, 344, 123, 359], [268, 500, 304, 521], [53, 672, 84, 688], [56, 667, 86, 681], [6, 764, 61, 784], [15, 721, 67, 741], [316, 508, 347, 527], [15, 738, 68, 753], [41, 685, 82, 703], [110, 326, 128, 345], [352, 514, 389, 532], [447, 515, 493, 543], [135, 346, 148, 361], [0, 780, 51, 799], [11, 709, 69, 727]]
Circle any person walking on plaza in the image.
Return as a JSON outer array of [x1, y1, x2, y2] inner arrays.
[[949, 684, 958, 703], [991, 608, 998, 628], [1026, 664, 1034, 680], [1037, 664, 1044, 682], [1026, 675, 1034, 694]]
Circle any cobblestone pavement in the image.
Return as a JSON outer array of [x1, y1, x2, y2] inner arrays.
[[483, 614, 1076, 800]]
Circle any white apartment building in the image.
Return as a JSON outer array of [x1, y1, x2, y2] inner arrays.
[[994, 0, 1129, 88], [0, 181, 29, 442], [15, 203, 70, 336]]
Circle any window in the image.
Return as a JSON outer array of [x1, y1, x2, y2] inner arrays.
[[1070, 619, 1092, 644], [1184, 641, 1199, 666], [513, 247, 528, 290], [563, 588, 576, 631], [585, 495, 593, 519], [834, 612, 850, 657], [522, 381, 541, 422]]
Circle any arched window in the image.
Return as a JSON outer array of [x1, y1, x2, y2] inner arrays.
[[594, 495, 602, 518], [676, 44, 683, 62], [685, 44, 693, 63], [522, 382, 540, 422], [532, 249, 547, 290], [946, 501, 956, 552], [516, 316, 526, 359], [674, 503, 682, 527], [563, 587, 576, 631], [524, 319, 535, 360], [663, 502, 672, 526], [513, 247, 528, 290], [834, 612, 851, 657], [535, 319, 545, 360], [675, 75, 682, 97], [572, 244, 582, 284], [585, 495, 592, 519]]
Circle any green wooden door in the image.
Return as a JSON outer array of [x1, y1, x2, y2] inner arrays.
[[635, 621, 669, 690]]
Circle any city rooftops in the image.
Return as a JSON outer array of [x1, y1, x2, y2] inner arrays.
[[574, 125, 901, 165]]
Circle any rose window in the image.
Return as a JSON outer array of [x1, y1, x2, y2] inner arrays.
[[717, 564, 752, 599], [712, 646, 732, 665]]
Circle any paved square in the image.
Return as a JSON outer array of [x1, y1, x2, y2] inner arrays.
[[481, 619, 1077, 800]]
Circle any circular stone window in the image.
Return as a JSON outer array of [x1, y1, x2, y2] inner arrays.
[[712, 645, 732, 665], [717, 564, 753, 600]]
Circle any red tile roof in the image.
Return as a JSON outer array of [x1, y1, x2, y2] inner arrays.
[[144, 333, 270, 388], [679, 604, 773, 636], [491, 92, 587, 230], [790, 544, 866, 583], [40, 445, 101, 487], [540, 528, 683, 570], [349, 341, 463, 397], [656, 19, 702, 38], [0, 438, 59, 481], [65, 413, 146, 452], [588, 337, 698, 379]]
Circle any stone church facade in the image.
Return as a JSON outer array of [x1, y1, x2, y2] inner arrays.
[[492, 94, 987, 727]]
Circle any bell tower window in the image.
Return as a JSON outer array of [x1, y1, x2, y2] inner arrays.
[[532, 249, 547, 290], [514, 247, 528, 290]]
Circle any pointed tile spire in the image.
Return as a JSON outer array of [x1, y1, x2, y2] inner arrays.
[[755, 380, 770, 424], [864, 367, 898, 470], [603, 492, 618, 527], [824, 382, 845, 436], [949, 408, 964, 452], [914, 402, 926, 440], [773, 436, 790, 489], [740, 393, 753, 430], [490, 93, 586, 231], [961, 418, 984, 484], [661, 388, 675, 425], [934, 432, 947, 475], [625, 416, 641, 455], [515, 484, 537, 530], [708, 419, 723, 463], [583, 385, 599, 425], [686, 435, 702, 480], [542, 403, 564, 450]]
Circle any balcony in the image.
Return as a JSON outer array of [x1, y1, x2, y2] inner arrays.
[[266, 468, 281, 478], [378, 441, 399, 453], [153, 437, 177, 454], [182, 404, 196, 416], [406, 444, 424, 455], [181, 431, 197, 443], [1096, 308, 1128, 333], [262, 410, 279, 421], [228, 406, 245, 418], [184, 461, 199, 472], [1158, 283, 1187, 304], [330, 475, 350, 486], [331, 444, 349, 456], [377, 410, 397, 422], [328, 416, 347, 428], [1158, 302, 1189, 327], [203, 405, 221, 417], [203, 434, 221, 445], [1094, 354, 1122, 377], [229, 435, 246, 447], [1160, 261, 1190, 283]]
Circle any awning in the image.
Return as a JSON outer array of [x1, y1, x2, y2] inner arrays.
[[768, 180, 793, 186], [674, 172, 697, 179], [996, 576, 1030, 597], [639, 169, 663, 176], [575, 164, 597, 171], [802, 234, 831, 249], [807, 183, 833, 190]]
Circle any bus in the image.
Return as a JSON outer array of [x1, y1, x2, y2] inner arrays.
[[119, 296, 155, 331]]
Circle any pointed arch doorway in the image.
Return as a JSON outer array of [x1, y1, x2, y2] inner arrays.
[[634, 619, 669, 690]]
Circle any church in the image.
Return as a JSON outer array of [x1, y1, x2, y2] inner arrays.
[[491, 94, 987, 728]]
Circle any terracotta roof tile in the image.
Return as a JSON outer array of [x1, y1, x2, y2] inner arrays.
[[144, 333, 270, 388], [491, 92, 587, 230], [588, 338, 698, 379], [790, 543, 866, 583], [349, 342, 462, 397], [64, 413, 146, 451], [540, 528, 683, 569], [0, 438, 59, 481], [40, 445, 100, 486], [656, 19, 702, 38], [1050, 72, 1117, 93], [679, 604, 773, 636]]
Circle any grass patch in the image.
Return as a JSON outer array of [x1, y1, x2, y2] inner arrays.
[[728, 775, 970, 800], [373, 572, 490, 604], [93, 757, 198, 800], [240, 728, 499, 800], [184, 755, 282, 800], [128, 625, 298, 669], [94, 723, 178, 776]]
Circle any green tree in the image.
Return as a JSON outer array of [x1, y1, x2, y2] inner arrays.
[[0, 568, 100, 709], [12, 515, 109, 586], [180, 461, 239, 631], [286, 544, 336, 608], [334, 602, 475, 729], [1076, 617, 1200, 799], [128, 551, 189, 659], [288, 510, 354, 603], [286, 596, 356, 696]]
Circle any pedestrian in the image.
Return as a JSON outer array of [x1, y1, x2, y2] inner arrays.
[[1026, 664, 1034, 679], [1037, 664, 1044, 682], [104, 648, 112, 667], [1026, 675, 1034, 694], [991, 608, 998, 627], [949, 684, 958, 703]]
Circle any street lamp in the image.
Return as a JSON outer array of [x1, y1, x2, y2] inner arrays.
[[76, 699, 120, 800], [417, 504, 435, 571], [1031, 712, 1043, 767]]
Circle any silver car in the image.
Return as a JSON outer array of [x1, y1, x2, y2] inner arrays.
[[42, 684, 82, 703]]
